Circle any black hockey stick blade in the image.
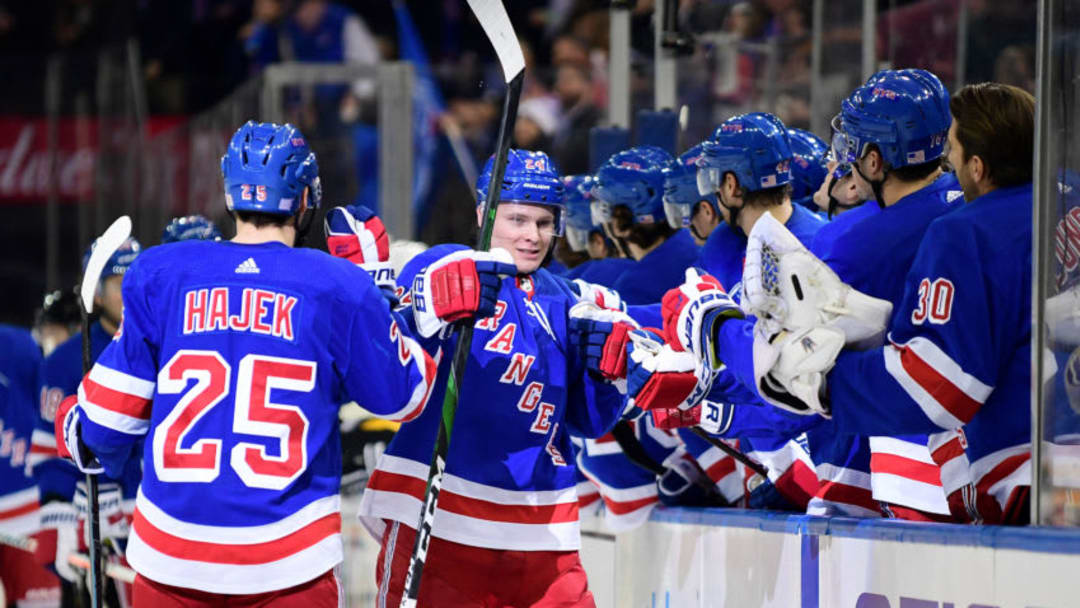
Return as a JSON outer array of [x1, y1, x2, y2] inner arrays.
[[78, 214, 131, 608], [399, 3, 524, 606], [691, 426, 769, 479]]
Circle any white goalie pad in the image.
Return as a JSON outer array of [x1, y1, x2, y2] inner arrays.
[[742, 213, 893, 350]]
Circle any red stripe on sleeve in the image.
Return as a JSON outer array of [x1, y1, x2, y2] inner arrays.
[[869, 453, 943, 486], [897, 345, 981, 424], [82, 377, 152, 420]]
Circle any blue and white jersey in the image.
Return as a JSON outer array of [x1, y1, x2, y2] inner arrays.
[[611, 230, 700, 304], [33, 322, 141, 504], [360, 245, 626, 551], [75, 239, 436, 593], [829, 183, 1034, 524], [0, 325, 43, 536], [806, 171, 961, 518]]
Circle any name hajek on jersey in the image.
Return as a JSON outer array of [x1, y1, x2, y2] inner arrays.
[[182, 287, 298, 340]]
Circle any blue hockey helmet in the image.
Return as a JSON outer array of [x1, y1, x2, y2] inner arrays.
[[477, 149, 566, 236], [161, 214, 222, 244], [592, 145, 674, 226], [662, 143, 717, 230], [562, 174, 598, 252], [786, 128, 829, 207], [221, 121, 321, 216], [81, 236, 141, 285], [697, 112, 793, 197], [832, 69, 951, 170]]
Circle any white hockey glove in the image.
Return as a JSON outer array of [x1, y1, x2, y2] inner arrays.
[[74, 481, 132, 557], [1046, 283, 1080, 346], [752, 324, 844, 416], [571, 279, 627, 312], [661, 268, 745, 369], [56, 395, 103, 475], [743, 213, 892, 349]]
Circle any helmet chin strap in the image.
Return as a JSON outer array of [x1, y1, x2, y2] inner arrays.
[[717, 190, 744, 237], [851, 159, 888, 209]]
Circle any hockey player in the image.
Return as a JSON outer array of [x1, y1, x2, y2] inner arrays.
[[593, 146, 701, 305], [360, 149, 628, 607], [55, 120, 437, 603], [562, 174, 635, 287], [786, 128, 829, 214], [33, 289, 81, 358], [161, 214, 223, 243], [661, 142, 718, 246], [32, 238, 144, 598], [0, 324, 61, 607], [676, 83, 1037, 525]]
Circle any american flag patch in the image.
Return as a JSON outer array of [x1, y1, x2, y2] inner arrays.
[[907, 150, 926, 163], [760, 175, 777, 188]]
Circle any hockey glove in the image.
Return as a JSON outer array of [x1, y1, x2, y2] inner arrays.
[[55, 395, 103, 475], [74, 480, 131, 557], [568, 301, 640, 380], [743, 213, 892, 349], [626, 329, 714, 412], [570, 279, 627, 312], [325, 205, 397, 303], [37, 501, 81, 582], [661, 268, 744, 368], [753, 324, 844, 416], [411, 248, 517, 338], [651, 399, 734, 435]]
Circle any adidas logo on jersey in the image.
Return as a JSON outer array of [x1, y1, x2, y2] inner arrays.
[[235, 258, 260, 274]]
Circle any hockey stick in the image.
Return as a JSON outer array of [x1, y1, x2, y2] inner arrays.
[[68, 553, 137, 584], [690, 427, 769, 479], [79, 215, 132, 608], [399, 2, 524, 606], [611, 421, 728, 506]]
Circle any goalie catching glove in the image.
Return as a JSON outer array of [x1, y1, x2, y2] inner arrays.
[[325, 204, 397, 303], [742, 213, 892, 348], [661, 268, 745, 368], [411, 247, 517, 338]]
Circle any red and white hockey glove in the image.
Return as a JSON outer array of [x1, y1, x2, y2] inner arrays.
[[626, 329, 714, 412], [571, 279, 627, 312], [651, 399, 734, 434], [568, 301, 640, 381], [55, 394, 103, 475], [74, 480, 131, 556], [325, 205, 396, 301], [661, 268, 744, 368], [411, 248, 517, 338]]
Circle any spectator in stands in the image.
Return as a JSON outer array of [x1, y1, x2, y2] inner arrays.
[[515, 97, 560, 152], [552, 63, 601, 175]]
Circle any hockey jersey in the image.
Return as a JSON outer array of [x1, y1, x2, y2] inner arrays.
[[828, 183, 1034, 524], [360, 244, 626, 551], [611, 229, 700, 304], [0, 325, 43, 536], [806, 171, 962, 518], [75, 239, 436, 594], [33, 321, 141, 504]]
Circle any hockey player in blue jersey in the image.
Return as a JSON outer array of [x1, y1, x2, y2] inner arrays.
[[0, 325, 61, 607], [360, 149, 635, 607], [562, 174, 635, 287], [679, 83, 1037, 525], [55, 120, 437, 604], [161, 214, 223, 243], [661, 142, 718, 246], [593, 146, 701, 305], [33, 238, 144, 597], [786, 127, 829, 215]]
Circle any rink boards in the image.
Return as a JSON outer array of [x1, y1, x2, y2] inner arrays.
[[593, 507, 1080, 608]]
